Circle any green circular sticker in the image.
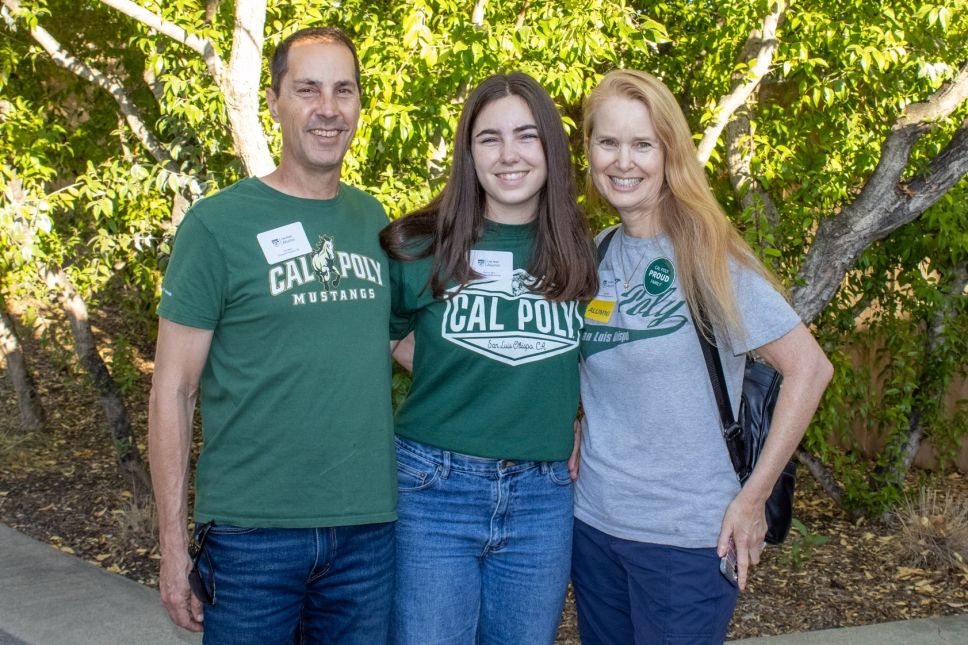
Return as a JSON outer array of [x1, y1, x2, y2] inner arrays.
[[644, 258, 674, 295]]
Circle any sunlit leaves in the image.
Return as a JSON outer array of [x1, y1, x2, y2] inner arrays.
[[1, 1, 966, 512]]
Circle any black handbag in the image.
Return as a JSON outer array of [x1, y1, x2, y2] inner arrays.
[[692, 315, 795, 545], [595, 228, 794, 543]]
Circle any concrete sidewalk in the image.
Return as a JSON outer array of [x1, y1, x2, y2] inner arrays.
[[732, 614, 968, 644], [2, 522, 967, 644], [0, 523, 198, 645]]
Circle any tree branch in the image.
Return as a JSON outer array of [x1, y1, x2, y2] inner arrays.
[[515, 0, 531, 30], [40, 264, 152, 496], [723, 11, 784, 253], [726, 112, 782, 244], [2, 0, 178, 174], [696, 0, 787, 165], [98, 0, 226, 84], [899, 262, 968, 474], [792, 62, 968, 323], [903, 117, 968, 215], [472, 0, 487, 27], [98, 0, 272, 175], [903, 61, 968, 124], [205, 0, 221, 25], [796, 448, 845, 507]]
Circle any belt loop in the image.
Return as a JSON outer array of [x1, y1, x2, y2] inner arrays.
[[440, 450, 452, 479], [539, 461, 550, 475]]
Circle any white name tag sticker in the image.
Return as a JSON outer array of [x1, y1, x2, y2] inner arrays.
[[257, 222, 312, 264], [469, 250, 513, 288], [597, 270, 621, 297]]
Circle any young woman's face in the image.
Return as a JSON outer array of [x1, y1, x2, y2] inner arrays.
[[587, 95, 666, 222], [470, 95, 548, 224]]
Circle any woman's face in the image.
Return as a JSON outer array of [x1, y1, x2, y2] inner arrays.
[[587, 95, 666, 223], [470, 94, 548, 224]]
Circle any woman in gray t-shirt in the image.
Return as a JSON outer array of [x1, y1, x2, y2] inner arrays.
[[570, 69, 833, 644]]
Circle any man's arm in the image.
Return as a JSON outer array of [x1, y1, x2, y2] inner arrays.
[[148, 318, 213, 632]]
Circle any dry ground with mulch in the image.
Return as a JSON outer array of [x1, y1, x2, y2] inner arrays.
[[1, 308, 967, 642]]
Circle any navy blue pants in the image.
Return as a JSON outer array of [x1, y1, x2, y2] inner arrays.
[[571, 518, 738, 645]]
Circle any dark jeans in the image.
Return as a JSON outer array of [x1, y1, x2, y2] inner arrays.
[[194, 522, 394, 644]]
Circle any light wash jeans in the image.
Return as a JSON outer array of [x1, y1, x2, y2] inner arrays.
[[391, 436, 573, 645], [193, 522, 394, 644]]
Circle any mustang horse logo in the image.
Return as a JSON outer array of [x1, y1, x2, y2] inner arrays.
[[311, 234, 341, 288]]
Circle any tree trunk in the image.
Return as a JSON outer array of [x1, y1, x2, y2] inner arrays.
[[0, 304, 45, 433], [778, 66, 968, 512], [42, 267, 152, 496], [219, 0, 272, 176]]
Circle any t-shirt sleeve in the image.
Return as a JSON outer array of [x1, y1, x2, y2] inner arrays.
[[157, 211, 226, 330], [729, 264, 801, 355], [388, 257, 416, 340]]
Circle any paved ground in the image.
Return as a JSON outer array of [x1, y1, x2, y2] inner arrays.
[[733, 614, 968, 644], [0, 523, 198, 645], [2, 522, 967, 644]]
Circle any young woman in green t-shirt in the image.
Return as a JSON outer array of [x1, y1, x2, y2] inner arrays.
[[380, 72, 597, 644]]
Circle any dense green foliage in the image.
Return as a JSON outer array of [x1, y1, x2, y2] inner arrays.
[[1, 0, 966, 513]]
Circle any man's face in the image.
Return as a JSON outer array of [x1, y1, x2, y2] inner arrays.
[[266, 40, 361, 176]]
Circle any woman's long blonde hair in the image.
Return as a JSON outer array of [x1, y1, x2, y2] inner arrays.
[[583, 69, 783, 344]]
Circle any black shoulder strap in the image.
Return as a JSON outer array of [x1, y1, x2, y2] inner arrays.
[[692, 305, 737, 430], [596, 227, 619, 265], [598, 227, 735, 434]]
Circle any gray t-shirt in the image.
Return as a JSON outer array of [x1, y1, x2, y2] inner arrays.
[[574, 227, 800, 548]]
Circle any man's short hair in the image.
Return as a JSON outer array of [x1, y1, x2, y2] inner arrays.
[[270, 27, 361, 94]]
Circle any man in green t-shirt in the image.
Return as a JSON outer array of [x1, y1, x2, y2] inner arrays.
[[148, 27, 396, 643]]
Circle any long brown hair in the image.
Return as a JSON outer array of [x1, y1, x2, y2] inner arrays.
[[583, 70, 783, 343], [380, 72, 597, 302]]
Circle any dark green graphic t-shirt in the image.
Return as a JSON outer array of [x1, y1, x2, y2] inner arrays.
[[389, 220, 583, 461], [159, 178, 396, 528]]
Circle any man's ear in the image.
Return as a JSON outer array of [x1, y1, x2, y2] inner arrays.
[[266, 87, 279, 122]]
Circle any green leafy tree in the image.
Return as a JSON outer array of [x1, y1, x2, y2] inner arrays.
[[1, 0, 966, 512]]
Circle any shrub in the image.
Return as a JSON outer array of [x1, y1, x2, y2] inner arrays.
[[894, 486, 968, 571]]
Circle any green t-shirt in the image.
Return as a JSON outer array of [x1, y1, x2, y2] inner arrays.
[[158, 177, 395, 528], [390, 220, 583, 461]]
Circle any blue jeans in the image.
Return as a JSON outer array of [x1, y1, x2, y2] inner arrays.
[[391, 436, 573, 645], [193, 522, 394, 644], [571, 518, 738, 645]]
